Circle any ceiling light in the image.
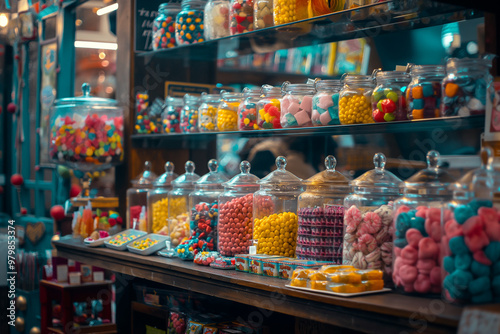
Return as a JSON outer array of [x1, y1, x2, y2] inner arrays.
[[96, 3, 118, 16], [75, 41, 118, 50], [0, 14, 9, 28]]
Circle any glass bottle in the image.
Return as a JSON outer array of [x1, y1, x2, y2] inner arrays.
[[217, 91, 243, 131], [238, 87, 261, 130], [204, 0, 230, 40], [339, 74, 375, 124], [273, 0, 309, 25], [254, 0, 273, 29], [280, 81, 316, 128], [148, 162, 179, 234], [257, 85, 282, 129], [180, 94, 200, 133], [407, 65, 446, 120], [312, 79, 342, 126], [198, 93, 220, 132], [163, 96, 184, 133], [175, 0, 207, 45], [153, 1, 182, 50], [127, 161, 157, 231], [372, 71, 410, 122], [230, 0, 254, 35]]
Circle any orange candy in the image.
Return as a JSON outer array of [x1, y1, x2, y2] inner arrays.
[[412, 86, 423, 99], [412, 109, 424, 120], [445, 83, 460, 97]]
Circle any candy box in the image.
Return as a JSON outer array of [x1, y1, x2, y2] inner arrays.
[[127, 233, 169, 255], [279, 260, 322, 279], [235, 254, 251, 272], [104, 229, 147, 251], [249, 255, 280, 275], [168, 311, 187, 334], [210, 257, 235, 270], [262, 257, 289, 277], [186, 320, 204, 334]]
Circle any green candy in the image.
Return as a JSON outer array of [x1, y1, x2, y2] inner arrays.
[[386, 91, 399, 103]]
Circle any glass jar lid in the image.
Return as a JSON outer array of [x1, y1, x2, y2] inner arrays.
[[54, 83, 118, 106], [131, 161, 158, 187], [167, 96, 184, 106], [315, 79, 342, 91], [375, 70, 410, 83], [403, 151, 456, 196], [350, 153, 402, 195], [184, 94, 200, 105], [223, 161, 260, 191], [153, 162, 179, 187], [221, 91, 243, 100], [201, 92, 221, 103], [261, 84, 282, 96], [452, 148, 498, 197], [341, 73, 376, 86], [171, 161, 200, 188], [258, 156, 302, 186], [303, 155, 350, 193], [194, 159, 229, 189], [242, 87, 262, 98], [281, 81, 316, 95], [409, 64, 446, 76]]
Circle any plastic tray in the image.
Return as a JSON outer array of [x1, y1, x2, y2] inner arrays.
[[127, 234, 169, 255], [84, 235, 112, 247], [285, 284, 391, 297], [104, 229, 147, 251]]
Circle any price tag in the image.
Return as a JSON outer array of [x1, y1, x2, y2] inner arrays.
[[458, 307, 500, 334]]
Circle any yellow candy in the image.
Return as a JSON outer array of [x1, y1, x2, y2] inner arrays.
[[339, 94, 374, 125], [254, 212, 298, 257]]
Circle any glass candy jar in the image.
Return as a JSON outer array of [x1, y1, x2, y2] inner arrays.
[[168, 161, 200, 247], [218, 161, 260, 256], [253, 156, 304, 257], [343, 153, 402, 282], [180, 94, 200, 133], [310, 0, 344, 17], [204, 0, 230, 40], [217, 91, 243, 131], [148, 162, 179, 234], [230, 0, 254, 35], [392, 151, 456, 295], [152, 2, 182, 50], [273, 0, 309, 25], [280, 81, 316, 128], [297, 156, 350, 262], [407, 65, 446, 120], [163, 96, 184, 133], [339, 74, 375, 124], [312, 79, 342, 126], [198, 93, 220, 132], [127, 161, 157, 231], [254, 0, 273, 29], [257, 85, 282, 129], [175, 0, 207, 45], [372, 71, 410, 122], [238, 87, 261, 130]]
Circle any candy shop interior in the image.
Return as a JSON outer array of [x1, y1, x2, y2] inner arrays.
[[1, 0, 500, 333]]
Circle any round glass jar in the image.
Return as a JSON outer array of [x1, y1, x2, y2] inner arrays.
[[198, 93, 221, 132], [257, 85, 282, 129], [204, 0, 230, 40], [253, 156, 304, 257], [230, 0, 254, 35], [218, 161, 260, 256], [372, 71, 410, 122], [163, 96, 184, 133], [280, 81, 316, 128], [392, 151, 456, 295], [273, 0, 309, 25], [168, 161, 200, 247], [180, 94, 200, 133], [342, 153, 402, 282], [254, 0, 273, 29], [297, 155, 350, 262], [127, 161, 157, 231], [312, 79, 342, 126], [339, 74, 375, 124], [217, 91, 243, 131], [407, 65, 445, 120], [152, 1, 182, 50], [238, 87, 261, 130], [148, 162, 179, 234], [175, 0, 207, 45]]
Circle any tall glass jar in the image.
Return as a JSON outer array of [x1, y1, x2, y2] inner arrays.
[[392, 151, 456, 295], [442, 148, 500, 304], [217, 91, 243, 131], [273, 0, 309, 25], [407, 65, 446, 120], [198, 93, 220, 132], [127, 161, 157, 231], [441, 57, 493, 117], [297, 156, 350, 263], [204, 0, 230, 40], [312, 79, 342, 126], [339, 74, 375, 124], [218, 161, 260, 256], [254, 0, 273, 29], [175, 0, 207, 45], [153, 2, 182, 50], [230, 0, 254, 35], [180, 94, 200, 133], [257, 85, 282, 129], [238, 87, 261, 131], [372, 71, 410, 123], [163, 96, 184, 133], [342, 153, 402, 283], [280, 81, 316, 128], [168, 161, 200, 247], [253, 156, 304, 257], [148, 162, 179, 234]]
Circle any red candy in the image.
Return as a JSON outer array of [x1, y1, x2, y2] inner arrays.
[[218, 193, 253, 256]]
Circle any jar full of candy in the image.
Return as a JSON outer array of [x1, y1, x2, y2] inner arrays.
[[238, 87, 261, 130], [372, 70, 410, 122], [342, 153, 402, 283], [218, 161, 260, 256], [180, 94, 200, 133], [230, 0, 254, 35], [273, 0, 309, 25], [217, 91, 243, 131], [280, 81, 316, 128], [168, 161, 200, 247], [257, 85, 282, 129], [339, 74, 375, 124], [309, 0, 345, 17], [153, 1, 182, 50], [407, 65, 445, 120], [163, 96, 184, 133], [297, 155, 350, 262], [253, 156, 303, 257], [198, 93, 221, 132], [441, 57, 493, 117], [127, 161, 157, 231], [254, 0, 273, 29], [148, 162, 179, 234], [204, 0, 230, 40], [442, 148, 500, 304], [392, 151, 456, 295], [175, 0, 207, 45], [312, 79, 342, 126]]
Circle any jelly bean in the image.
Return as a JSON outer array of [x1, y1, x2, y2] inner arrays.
[[371, 85, 408, 122], [180, 104, 199, 133], [175, 8, 205, 45], [218, 194, 254, 256], [131, 237, 159, 250], [108, 232, 142, 246], [254, 212, 298, 257], [230, 0, 254, 35], [339, 94, 373, 124], [238, 102, 258, 130]]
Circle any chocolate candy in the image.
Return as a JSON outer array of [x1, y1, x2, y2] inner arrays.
[[253, 0, 273, 29], [175, 6, 205, 45], [204, 0, 230, 40], [253, 212, 298, 257], [218, 193, 254, 256], [230, 0, 254, 35]]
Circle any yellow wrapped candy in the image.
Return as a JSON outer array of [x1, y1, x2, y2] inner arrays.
[[363, 280, 384, 291]]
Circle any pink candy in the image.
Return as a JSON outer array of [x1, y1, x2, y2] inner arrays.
[[400, 265, 418, 284], [418, 237, 439, 260], [473, 250, 492, 265], [318, 95, 333, 109], [345, 205, 362, 233], [444, 219, 463, 238], [464, 230, 490, 253], [358, 234, 377, 254], [406, 228, 423, 248], [401, 245, 418, 265], [362, 212, 382, 234], [414, 274, 431, 294]]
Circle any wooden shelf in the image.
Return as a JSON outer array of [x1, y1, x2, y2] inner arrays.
[[54, 237, 464, 333]]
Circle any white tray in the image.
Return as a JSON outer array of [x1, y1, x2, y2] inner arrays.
[[127, 234, 169, 256], [84, 235, 112, 247], [104, 229, 147, 251], [285, 284, 391, 297]]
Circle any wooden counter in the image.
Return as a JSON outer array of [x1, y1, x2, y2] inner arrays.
[[54, 238, 463, 334]]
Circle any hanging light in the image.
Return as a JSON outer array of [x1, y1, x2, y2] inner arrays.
[[96, 3, 118, 16], [0, 13, 9, 28]]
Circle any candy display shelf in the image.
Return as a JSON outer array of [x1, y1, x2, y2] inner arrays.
[[135, 1, 482, 61], [131, 115, 485, 149]]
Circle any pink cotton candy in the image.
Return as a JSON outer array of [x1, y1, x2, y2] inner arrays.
[[400, 264, 418, 284], [406, 228, 424, 248], [394, 256, 404, 274], [465, 230, 490, 253], [393, 272, 402, 286], [394, 246, 402, 257], [404, 284, 415, 293], [444, 219, 463, 238], [418, 237, 439, 259], [426, 207, 441, 222], [473, 250, 492, 266], [414, 274, 432, 293], [401, 245, 418, 265], [345, 205, 362, 233], [294, 110, 311, 126], [396, 205, 411, 216], [425, 218, 442, 242], [429, 266, 441, 286], [416, 259, 436, 275], [319, 111, 332, 125], [478, 207, 498, 224], [431, 285, 442, 294], [318, 95, 333, 109], [300, 96, 313, 112], [362, 212, 382, 234], [416, 206, 428, 218], [462, 216, 484, 235], [484, 217, 500, 242]]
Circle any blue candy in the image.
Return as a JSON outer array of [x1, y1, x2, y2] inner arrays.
[[492, 276, 500, 295], [471, 260, 491, 277], [444, 256, 456, 274], [410, 216, 427, 236], [413, 98, 424, 110], [396, 213, 412, 234], [421, 83, 434, 98], [475, 79, 487, 105], [449, 236, 469, 255], [394, 238, 408, 248], [285, 113, 298, 127], [444, 270, 473, 299], [494, 262, 500, 276], [469, 199, 493, 214], [485, 242, 500, 263], [471, 290, 493, 304], [469, 276, 490, 295], [455, 253, 472, 271], [454, 204, 475, 225]]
